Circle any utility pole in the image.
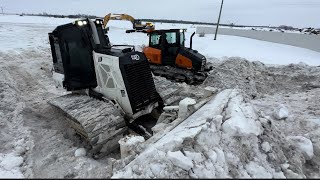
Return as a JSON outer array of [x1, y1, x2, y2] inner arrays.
[[1, 7, 3, 15], [214, 0, 224, 40]]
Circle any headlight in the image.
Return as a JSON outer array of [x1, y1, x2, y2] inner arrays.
[[180, 29, 184, 32], [83, 21, 87, 25], [77, 21, 83, 26], [95, 20, 103, 25]]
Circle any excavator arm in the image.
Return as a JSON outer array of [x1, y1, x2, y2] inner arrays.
[[103, 13, 135, 28], [103, 13, 155, 32]]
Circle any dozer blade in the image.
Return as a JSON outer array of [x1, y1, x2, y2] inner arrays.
[[48, 94, 127, 156]]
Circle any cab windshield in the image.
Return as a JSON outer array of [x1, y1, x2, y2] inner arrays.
[[150, 31, 181, 47]]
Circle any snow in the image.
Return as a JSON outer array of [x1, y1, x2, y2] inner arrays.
[[261, 142, 271, 153], [1, 15, 320, 66], [221, 94, 262, 136], [245, 161, 273, 178], [74, 148, 86, 157], [184, 151, 205, 164], [0, 10, 320, 179], [286, 136, 314, 160], [0, 153, 24, 178], [190, 34, 320, 66], [167, 151, 193, 171], [273, 104, 289, 120], [118, 135, 145, 158]]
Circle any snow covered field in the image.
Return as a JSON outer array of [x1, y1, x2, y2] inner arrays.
[[2, 15, 319, 65], [0, 15, 320, 178]]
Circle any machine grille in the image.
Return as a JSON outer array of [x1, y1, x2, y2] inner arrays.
[[123, 61, 159, 112]]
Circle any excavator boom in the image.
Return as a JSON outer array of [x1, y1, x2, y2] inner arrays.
[[103, 13, 155, 33]]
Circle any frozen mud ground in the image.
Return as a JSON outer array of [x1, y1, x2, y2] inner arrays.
[[0, 47, 319, 178]]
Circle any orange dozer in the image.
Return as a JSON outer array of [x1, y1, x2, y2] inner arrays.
[[143, 29, 212, 84]]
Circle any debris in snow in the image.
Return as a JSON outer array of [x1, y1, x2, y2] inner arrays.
[[286, 136, 314, 160], [75, 148, 86, 157], [261, 141, 271, 153], [119, 135, 145, 158], [273, 104, 289, 120], [167, 151, 193, 171]]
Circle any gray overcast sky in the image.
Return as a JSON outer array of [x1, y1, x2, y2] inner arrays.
[[1, 0, 216, 21], [1, 0, 319, 27]]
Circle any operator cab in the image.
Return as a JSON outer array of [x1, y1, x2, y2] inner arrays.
[[144, 29, 206, 71], [148, 29, 186, 66]]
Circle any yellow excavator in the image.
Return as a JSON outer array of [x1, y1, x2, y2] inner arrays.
[[103, 13, 155, 33]]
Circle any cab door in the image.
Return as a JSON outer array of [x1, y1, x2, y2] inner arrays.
[[50, 24, 98, 91], [143, 32, 162, 65]]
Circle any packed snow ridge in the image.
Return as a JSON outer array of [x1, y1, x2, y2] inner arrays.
[[111, 88, 319, 178]]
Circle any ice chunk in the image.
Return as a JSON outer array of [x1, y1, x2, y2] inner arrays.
[[286, 136, 314, 160], [184, 151, 205, 163], [261, 141, 271, 153], [285, 169, 304, 178], [119, 135, 145, 158], [207, 150, 218, 163], [178, 97, 196, 119], [222, 96, 262, 136], [222, 116, 262, 136], [273, 171, 286, 178], [273, 104, 289, 120], [167, 151, 193, 171], [74, 148, 86, 157], [245, 161, 273, 178], [280, 163, 290, 171]]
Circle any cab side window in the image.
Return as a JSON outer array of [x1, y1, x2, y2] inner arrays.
[[150, 33, 161, 46], [165, 32, 176, 44]]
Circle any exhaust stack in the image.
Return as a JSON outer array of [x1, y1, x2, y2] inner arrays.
[[190, 32, 195, 49]]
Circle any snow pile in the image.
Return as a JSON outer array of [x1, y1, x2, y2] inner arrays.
[[251, 87, 320, 178], [112, 89, 311, 178], [203, 58, 320, 100]]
